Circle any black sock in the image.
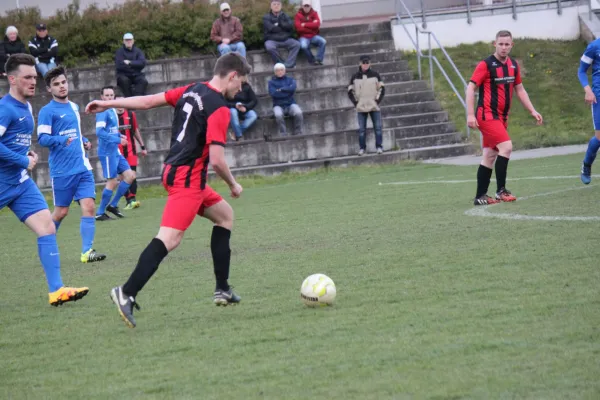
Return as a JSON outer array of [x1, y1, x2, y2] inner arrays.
[[122, 238, 169, 297], [495, 155, 510, 192], [130, 178, 138, 197], [476, 164, 493, 198], [211, 226, 231, 291]]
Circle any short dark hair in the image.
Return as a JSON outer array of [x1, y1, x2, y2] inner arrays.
[[213, 53, 251, 78], [101, 86, 114, 95], [44, 66, 67, 87], [496, 30, 512, 39], [5, 53, 36, 76]]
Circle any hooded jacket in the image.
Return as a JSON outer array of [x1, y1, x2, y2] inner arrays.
[[348, 66, 385, 113], [268, 75, 297, 108], [28, 34, 58, 64], [226, 82, 258, 116], [294, 8, 321, 39], [263, 11, 295, 42], [115, 45, 147, 77]]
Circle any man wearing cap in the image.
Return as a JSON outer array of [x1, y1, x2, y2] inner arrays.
[[115, 33, 148, 98], [295, 0, 326, 65], [348, 55, 386, 155], [28, 23, 58, 77], [268, 63, 303, 136], [263, 0, 300, 69], [211, 3, 246, 58]]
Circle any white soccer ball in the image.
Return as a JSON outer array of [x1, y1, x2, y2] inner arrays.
[[300, 273, 336, 307]]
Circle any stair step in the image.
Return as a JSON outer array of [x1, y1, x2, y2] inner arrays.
[[320, 21, 391, 36], [396, 132, 464, 149]]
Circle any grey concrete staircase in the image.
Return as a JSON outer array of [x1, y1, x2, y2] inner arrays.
[[2, 20, 473, 188]]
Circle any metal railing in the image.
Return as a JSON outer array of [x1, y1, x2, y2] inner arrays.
[[395, 0, 471, 138]]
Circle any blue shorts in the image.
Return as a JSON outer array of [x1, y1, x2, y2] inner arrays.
[[52, 170, 96, 207], [99, 154, 130, 179], [592, 102, 600, 130], [0, 178, 49, 222]]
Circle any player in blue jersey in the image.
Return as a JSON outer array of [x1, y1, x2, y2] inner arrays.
[[95, 86, 136, 221], [578, 38, 600, 184], [0, 54, 89, 306], [37, 66, 107, 263]]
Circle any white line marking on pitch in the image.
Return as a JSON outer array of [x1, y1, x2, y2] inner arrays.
[[465, 185, 600, 222], [378, 175, 600, 186]]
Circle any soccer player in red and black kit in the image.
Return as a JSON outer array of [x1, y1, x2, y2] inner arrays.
[[466, 30, 543, 205], [85, 53, 250, 328]]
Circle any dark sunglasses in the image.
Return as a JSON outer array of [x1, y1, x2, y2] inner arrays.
[[222, 8, 230, 11], [303, 4, 311, 7], [361, 60, 370, 65]]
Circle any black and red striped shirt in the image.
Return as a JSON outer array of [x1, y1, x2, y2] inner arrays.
[[117, 109, 139, 158], [161, 82, 229, 189], [470, 55, 522, 121]]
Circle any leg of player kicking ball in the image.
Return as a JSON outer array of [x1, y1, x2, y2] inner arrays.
[[25, 209, 89, 306]]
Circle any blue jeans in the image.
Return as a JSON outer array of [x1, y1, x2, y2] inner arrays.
[[218, 42, 247, 58], [357, 111, 382, 150], [273, 104, 303, 136], [36, 61, 57, 77], [265, 39, 301, 68], [230, 108, 258, 138], [299, 35, 326, 63]]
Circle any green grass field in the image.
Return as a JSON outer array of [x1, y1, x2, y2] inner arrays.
[[403, 39, 591, 150], [1, 155, 599, 399]]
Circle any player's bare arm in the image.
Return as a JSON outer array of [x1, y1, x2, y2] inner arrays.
[[209, 144, 242, 198], [85, 93, 168, 114], [514, 84, 543, 124], [465, 82, 479, 129]]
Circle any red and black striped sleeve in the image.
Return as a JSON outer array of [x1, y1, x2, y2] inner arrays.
[[206, 107, 230, 147], [470, 61, 488, 86]]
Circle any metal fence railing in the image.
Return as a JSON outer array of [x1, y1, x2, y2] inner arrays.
[[395, 0, 471, 138]]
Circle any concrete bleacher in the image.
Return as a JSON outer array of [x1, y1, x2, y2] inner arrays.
[[1, 20, 473, 188]]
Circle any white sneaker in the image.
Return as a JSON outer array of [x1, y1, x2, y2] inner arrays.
[[358, 149, 365, 156], [377, 147, 383, 155]]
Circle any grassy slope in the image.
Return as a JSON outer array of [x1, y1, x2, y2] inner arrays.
[[403, 38, 590, 149]]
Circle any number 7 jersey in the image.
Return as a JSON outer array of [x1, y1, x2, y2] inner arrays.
[[162, 82, 230, 189]]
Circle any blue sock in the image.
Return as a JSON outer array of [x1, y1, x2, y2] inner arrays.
[[37, 234, 64, 292], [97, 188, 113, 215], [584, 136, 600, 166], [110, 181, 131, 208], [53, 219, 61, 232], [80, 216, 96, 253]]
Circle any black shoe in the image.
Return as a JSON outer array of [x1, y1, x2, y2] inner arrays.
[[110, 286, 140, 328], [106, 205, 125, 218], [81, 248, 107, 263], [213, 287, 241, 306], [95, 213, 113, 221], [473, 195, 500, 206]]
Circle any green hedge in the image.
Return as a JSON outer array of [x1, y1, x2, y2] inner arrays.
[[0, 0, 298, 67]]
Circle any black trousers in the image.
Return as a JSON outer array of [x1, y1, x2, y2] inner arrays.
[[117, 74, 148, 97]]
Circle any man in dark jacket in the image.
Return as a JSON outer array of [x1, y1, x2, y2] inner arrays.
[[263, 0, 300, 69], [348, 55, 386, 155], [115, 33, 148, 97], [227, 82, 258, 141], [268, 63, 303, 136], [1, 26, 27, 76], [28, 23, 57, 77]]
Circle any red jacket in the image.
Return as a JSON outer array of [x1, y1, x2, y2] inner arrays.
[[294, 8, 321, 39]]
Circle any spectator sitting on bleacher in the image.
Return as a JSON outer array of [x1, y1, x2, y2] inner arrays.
[[227, 81, 258, 142], [263, 0, 300, 69], [294, 0, 326, 65], [28, 23, 58, 77], [211, 2, 247, 58], [269, 63, 303, 136], [1, 26, 27, 77], [115, 33, 148, 97], [348, 55, 385, 156]]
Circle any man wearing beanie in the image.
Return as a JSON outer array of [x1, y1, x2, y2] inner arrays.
[[268, 63, 303, 136]]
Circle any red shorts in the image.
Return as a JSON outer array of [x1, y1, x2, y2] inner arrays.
[[477, 117, 510, 151], [160, 182, 223, 231], [125, 154, 138, 167]]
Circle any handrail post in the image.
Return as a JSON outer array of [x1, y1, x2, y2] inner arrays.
[[467, 0, 472, 24], [416, 26, 422, 80], [428, 34, 434, 92], [557, 0, 562, 15], [512, 0, 517, 19], [420, 0, 427, 29]]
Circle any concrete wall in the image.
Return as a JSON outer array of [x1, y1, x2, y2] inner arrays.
[[392, 1, 588, 50]]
